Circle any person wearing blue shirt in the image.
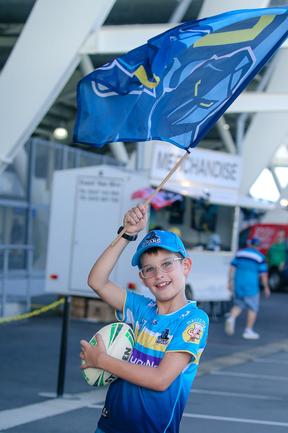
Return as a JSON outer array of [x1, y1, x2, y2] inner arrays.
[[80, 203, 209, 433], [225, 237, 270, 339]]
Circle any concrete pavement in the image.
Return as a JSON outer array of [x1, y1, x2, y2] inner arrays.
[[0, 291, 287, 433]]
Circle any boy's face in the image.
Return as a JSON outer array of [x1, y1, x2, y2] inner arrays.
[[139, 249, 192, 303]]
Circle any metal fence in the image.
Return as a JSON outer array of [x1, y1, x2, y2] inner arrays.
[[0, 138, 124, 314], [0, 244, 33, 316]]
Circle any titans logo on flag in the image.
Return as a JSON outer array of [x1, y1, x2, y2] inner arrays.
[[74, 8, 288, 150]]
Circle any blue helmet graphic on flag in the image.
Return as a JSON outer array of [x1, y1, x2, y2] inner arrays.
[[149, 48, 255, 148]]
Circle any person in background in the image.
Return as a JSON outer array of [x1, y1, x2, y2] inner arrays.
[[267, 230, 286, 272], [225, 237, 270, 340]]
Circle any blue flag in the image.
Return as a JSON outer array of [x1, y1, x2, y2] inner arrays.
[[74, 8, 288, 150]]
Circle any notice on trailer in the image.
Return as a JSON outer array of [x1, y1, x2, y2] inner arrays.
[[77, 176, 122, 204], [71, 175, 124, 291]]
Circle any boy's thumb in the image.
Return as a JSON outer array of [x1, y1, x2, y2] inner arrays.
[[96, 333, 106, 349], [96, 333, 103, 343]]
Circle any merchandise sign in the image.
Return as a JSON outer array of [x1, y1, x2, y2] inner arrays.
[[151, 142, 242, 190]]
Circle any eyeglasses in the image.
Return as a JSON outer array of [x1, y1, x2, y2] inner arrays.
[[140, 257, 183, 279]]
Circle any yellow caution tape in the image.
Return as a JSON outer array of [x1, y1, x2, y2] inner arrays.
[[0, 297, 65, 324]]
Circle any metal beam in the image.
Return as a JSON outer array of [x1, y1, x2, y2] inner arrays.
[[228, 93, 288, 113], [216, 117, 237, 154], [80, 24, 175, 55], [49, 104, 75, 120], [0, 0, 116, 173], [198, 0, 270, 18], [169, 0, 193, 23], [279, 185, 288, 200], [81, 24, 288, 56], [270, 166, 282, 193]]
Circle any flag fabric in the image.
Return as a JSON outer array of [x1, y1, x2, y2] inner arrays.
[[132, 188, 183, 210], [74, 8, 288, 150]]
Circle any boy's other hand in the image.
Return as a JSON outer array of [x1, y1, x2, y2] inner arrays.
[[80, 334, 106, 369], [123, 204, 147, 235]]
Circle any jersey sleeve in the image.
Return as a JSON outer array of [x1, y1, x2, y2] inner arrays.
[[258, 260, 268, 273], [166, 309, 209, 362], [115, 289, 154, 329]]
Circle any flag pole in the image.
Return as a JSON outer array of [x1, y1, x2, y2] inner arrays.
[[111, 149, 190, 246]]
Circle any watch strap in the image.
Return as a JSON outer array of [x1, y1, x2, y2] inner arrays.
[[117, 226, 138, 241]]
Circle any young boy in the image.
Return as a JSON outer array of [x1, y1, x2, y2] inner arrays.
[[80, 204, 209, 433]]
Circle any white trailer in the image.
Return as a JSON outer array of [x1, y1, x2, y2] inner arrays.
[[45, 165, 148, 297], [45, 161, 234, 303], [186, 250, 232, 302]]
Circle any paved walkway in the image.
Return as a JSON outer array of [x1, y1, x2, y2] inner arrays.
[[0, 291, 287, 433]]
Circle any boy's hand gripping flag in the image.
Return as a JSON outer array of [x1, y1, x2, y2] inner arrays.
[[74, 8, 288, 151]]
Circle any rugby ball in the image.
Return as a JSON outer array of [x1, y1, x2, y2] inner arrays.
[[82, 322, 135, 387]]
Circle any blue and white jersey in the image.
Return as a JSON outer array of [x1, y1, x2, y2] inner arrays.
[[98, 290, 209, 433], [231, 247, 268, 297]]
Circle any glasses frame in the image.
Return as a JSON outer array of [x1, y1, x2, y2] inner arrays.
[[139, 257, 184, 279]]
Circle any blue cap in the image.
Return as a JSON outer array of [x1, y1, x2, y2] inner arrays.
[[132, 230, 187, 267], [248, 237, 261, 246]]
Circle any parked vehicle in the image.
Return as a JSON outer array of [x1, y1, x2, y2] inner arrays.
[[268, 263, 288, 292]]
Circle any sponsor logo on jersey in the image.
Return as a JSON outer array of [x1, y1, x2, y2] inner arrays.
[[156, 328, 171, 345], [129, 348, 161, 367], [148, 300, 157, 308], [179, 310, 191, 319], [182, 322, 204, 343]]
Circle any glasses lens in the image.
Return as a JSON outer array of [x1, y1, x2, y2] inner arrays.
[[141, 266, 155, 278], [160, 259, 175, 272], [141, 258, 182, 278]]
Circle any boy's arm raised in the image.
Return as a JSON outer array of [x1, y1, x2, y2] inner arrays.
[[87, 204, 147, 311]]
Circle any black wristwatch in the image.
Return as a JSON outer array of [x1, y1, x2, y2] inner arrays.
[[117, 226, 138, 241]]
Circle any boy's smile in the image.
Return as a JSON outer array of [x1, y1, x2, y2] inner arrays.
[[139, 249, 192, 313]]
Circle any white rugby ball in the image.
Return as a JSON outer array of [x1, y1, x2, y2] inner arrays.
[[82, 322, 135, 387]]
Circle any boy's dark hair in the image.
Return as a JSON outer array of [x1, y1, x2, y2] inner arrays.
[[140, 247, 182, 267]]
